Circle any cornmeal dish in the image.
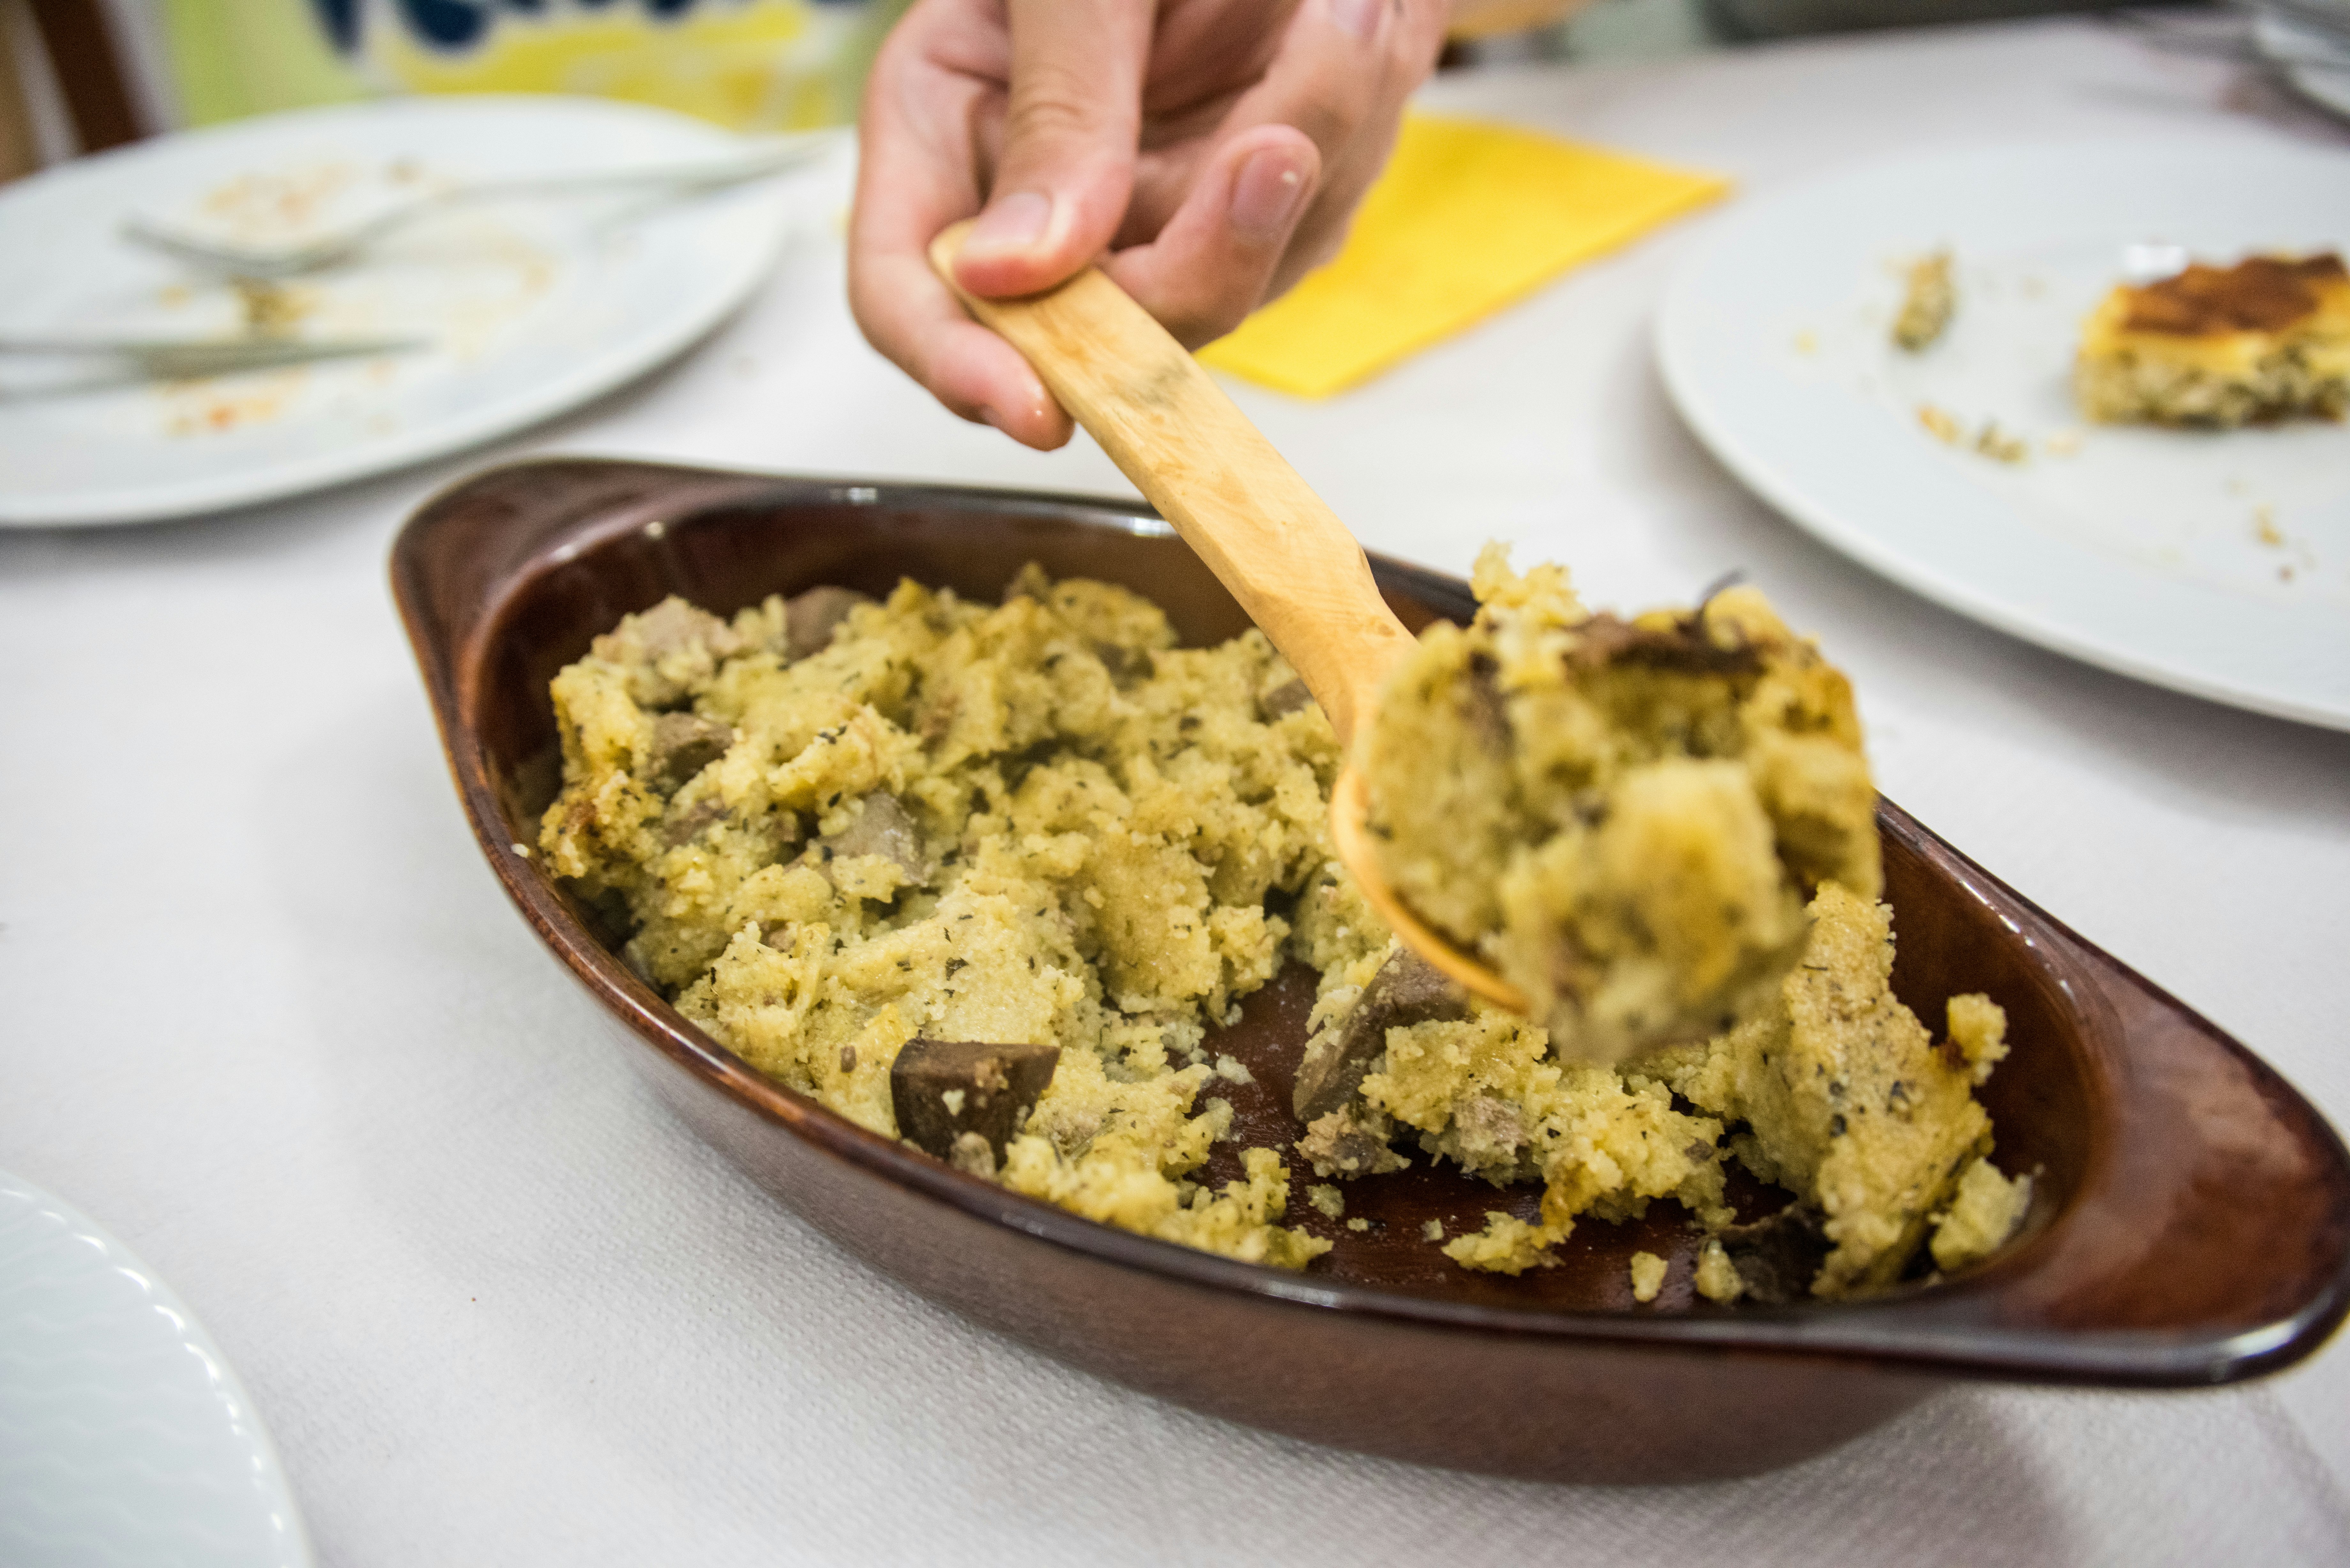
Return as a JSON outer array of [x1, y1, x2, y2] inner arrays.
[[1359, 547, 1880, 1065], [542, 562, 2027, 1299], [2076, 252, 2349, 427]]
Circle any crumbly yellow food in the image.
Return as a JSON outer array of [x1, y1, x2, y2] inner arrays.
[[1694, 1239, 1745, 1303], [1320, 883, 2020, 1293], [1917, 405, 2028, 464], [540, 569, 1380, 1270], [2075, 252, 2349, 427], [1628, 1250, 1667, 1303], [1360, 545, 1880, 1064], [1892, 250, 1955, 351], [1930, 1155, 2033, 1273], [1660, 883, 2008, 1294], [542, 562, 2027, 1299]]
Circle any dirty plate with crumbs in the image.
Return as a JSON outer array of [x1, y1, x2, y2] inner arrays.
[[0, 97, 821, 527], [1659, 139, 2350, 730]]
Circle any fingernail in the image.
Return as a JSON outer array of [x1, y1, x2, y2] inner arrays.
[[1230, 150, 1310, 242], [965, 191, 1053, 258], [1331, 0, 1383, 39]]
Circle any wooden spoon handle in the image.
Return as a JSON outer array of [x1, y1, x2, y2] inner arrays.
[[929, 221, 1416, 749]]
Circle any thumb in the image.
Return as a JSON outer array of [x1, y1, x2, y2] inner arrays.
[[953, 0, 1150, 299]]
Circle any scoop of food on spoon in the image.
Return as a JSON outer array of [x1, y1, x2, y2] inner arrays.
[[927, 220, 1528, 1014]]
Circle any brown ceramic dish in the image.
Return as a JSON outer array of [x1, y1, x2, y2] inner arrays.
[[393, 456, 2350, 1484]]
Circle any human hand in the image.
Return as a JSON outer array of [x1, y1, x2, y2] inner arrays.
[[848, 0, 1448, 450]]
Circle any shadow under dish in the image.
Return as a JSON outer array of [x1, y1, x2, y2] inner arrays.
[[393, 456, 2350, 1484]]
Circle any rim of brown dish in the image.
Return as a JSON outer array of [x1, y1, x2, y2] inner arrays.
[[392, 455, 2350, 1392]]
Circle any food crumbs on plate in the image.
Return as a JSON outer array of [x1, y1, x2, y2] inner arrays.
[[199, 161, 359, 232], [1793, 328, 1818, 356], [541, 564, 2027, 1298], [164, 374, 301, 437], [1919, 405, 2028, 463], [510, 841, 531, 858], [2254, 506, 2284, 547], [1891, 249, 1955, 351], [1972, 421, 2028, 464], [232, 276, 312, 337], [2043, 428, 2083, 456], [1694, 1239, 1745, 1303], [1629, 1251, 1667, 1303], [1214, 1053, 1255, 1085]]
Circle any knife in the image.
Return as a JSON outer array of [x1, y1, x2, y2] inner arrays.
[[0, 335, 431, 378]]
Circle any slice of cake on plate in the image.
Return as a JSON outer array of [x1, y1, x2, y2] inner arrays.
[[2075, 252, 2347, 427]]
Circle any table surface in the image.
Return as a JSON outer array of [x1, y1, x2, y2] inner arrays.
[[5, 18, 2348, 1567]]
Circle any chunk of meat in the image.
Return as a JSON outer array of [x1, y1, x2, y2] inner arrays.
[[890, 1039, 1061, 1161], [1091, 639, 1154, 690], [1717, 1203, 1831, 1305], [784, 585, 871, 661], [1258, 677, 1314, 720], [819, 791, 925, 880], [1297, 1107, 1410, 1179], [1451, 1092, 1528, 1164], [588, 597, 747, 707], [1293, 946, 1470, 1122], [649, 712, 732, 791], [1564, 612, 1761, 678], [661, 796, 728, 847], [601, 598, 742, 665]]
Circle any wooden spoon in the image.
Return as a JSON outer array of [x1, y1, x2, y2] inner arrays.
[[928, 221, 1527, 1011]]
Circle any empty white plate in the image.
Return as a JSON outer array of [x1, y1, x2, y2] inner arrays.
[[0, 1170, 313, 1567], [1656, 139, 2350, 730], [0, 95, 825, 527]]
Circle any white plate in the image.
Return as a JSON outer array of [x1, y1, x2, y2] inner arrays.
[[0, 1171, 313, 1567], [0, 96, 819, 527], [1656, 140, 2350, 730], [2256, 9, 2350, 121]]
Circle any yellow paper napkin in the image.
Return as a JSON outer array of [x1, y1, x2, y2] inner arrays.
[[1198, 114, 1730, 398]]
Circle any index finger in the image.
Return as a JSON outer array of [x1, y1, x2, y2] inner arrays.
[[848, 25, 1075, 449]]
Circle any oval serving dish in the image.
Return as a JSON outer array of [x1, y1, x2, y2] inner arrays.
[[393, 457, 2350, 1484]]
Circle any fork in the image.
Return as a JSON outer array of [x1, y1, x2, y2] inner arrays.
[[121, 132, 839, 279]]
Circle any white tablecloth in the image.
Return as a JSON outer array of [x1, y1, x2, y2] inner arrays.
[[5, 18, 2348, 1565]]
